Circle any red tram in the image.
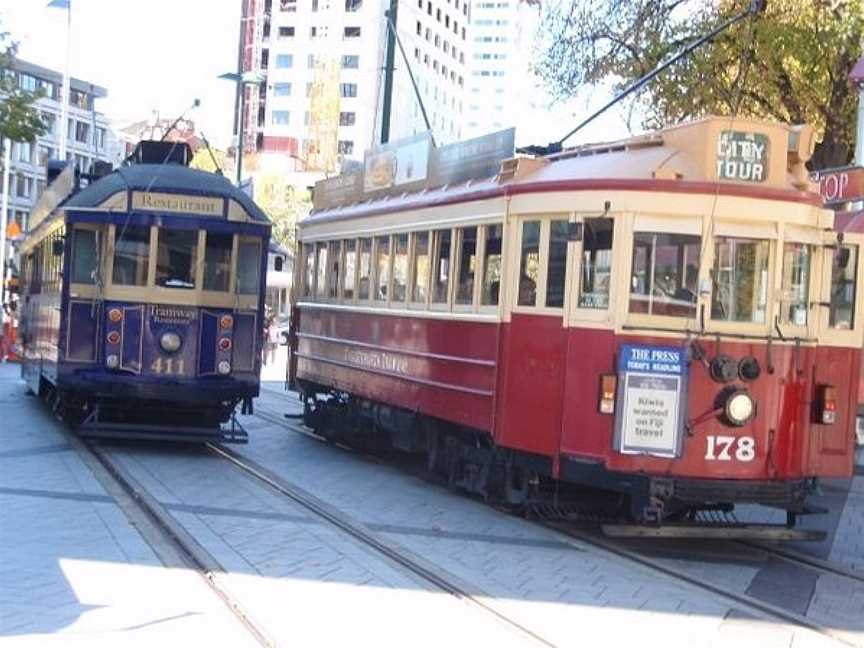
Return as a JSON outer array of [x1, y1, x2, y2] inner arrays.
[[287, 117, 864, 538]]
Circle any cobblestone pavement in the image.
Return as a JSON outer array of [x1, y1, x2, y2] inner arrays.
[[244, 382, 856, 648], [0, 366, 258, 647]]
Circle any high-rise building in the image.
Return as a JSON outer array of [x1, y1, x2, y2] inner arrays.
[[462, 0, 538, 139], [237, 0, 471, 171], [2, 60, 119, 234]]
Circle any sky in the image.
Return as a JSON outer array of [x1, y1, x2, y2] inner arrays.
[[1, 0, 638, 151]]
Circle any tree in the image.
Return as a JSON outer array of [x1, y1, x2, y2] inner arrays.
[[536, 0, 863, 169], [254, 173, 311, 251], [0, 29, 47, 143], [189, 145, 230, 175]]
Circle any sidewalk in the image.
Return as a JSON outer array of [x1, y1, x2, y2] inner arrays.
[[0, 364, 257, 647]]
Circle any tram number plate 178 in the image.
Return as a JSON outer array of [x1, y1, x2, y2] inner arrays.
[[705, 435, 756, 462]]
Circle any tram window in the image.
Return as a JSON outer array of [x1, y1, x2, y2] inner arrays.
[[315, 242, 328, 299], [481, 224, 502, 306], [393, 233, 409, 302], [431, 229, 452, 304], [358, 238, 372, 300], [327, 240, 341, 299], [237, 240, 261, 294], [112, 225, 150, 287], [343, 239, 356, 301], [629, 232, 700, 317], [781, 243, 811, 326], [412, 231, 430, 303], [579, 218, 613, 309], [375, 235, 391, 300], [711, 237, 769, 323], [546, 220, 569, 308], [203, 232, 233, 292], [71, 229, 97, 284], [303, 243, 315, 298], [156, 229, 198, 289], [830, 245, 857, 329], [517, 221, 540, 307], [456, 226, 477, 305]]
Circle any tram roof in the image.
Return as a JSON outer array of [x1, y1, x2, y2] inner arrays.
[[64, 164, 270, 223], [306, 116, 822, 224]]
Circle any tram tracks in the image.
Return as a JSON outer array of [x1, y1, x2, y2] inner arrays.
[[73, 436, 277, 647], [249, 401, 863, 646]]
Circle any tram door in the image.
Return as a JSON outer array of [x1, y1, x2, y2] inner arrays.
[[810, 232, 864, 475], [497, 216, 572, 461]]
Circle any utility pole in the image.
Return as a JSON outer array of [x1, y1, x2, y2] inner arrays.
[[380, 0, 398, 144]]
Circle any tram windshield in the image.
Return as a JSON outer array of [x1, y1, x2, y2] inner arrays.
[[711, 237, 769, 323], [830, 245, 858, 329], [113, 225, 150, 286], [629, 233, 700, 318], [156, 229, 198, 289]]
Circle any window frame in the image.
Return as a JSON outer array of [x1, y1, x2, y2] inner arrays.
[[819, 236, 864, 347], [429, 227, 454, 311], [373, 234, 392, 305], [453, 225, 480, 312], [570, 214, 616, 323], [409, 230, 432, 309], [511, 215, 571, 316]]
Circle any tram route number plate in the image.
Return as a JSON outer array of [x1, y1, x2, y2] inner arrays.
[[615, 344, 688, 458]]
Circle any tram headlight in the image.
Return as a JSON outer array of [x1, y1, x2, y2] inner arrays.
[[106, 354, 120, 369], [217, 361, 231, 375], [108, 308, 123, 323], [725, 390, 755, 426], [220, 314, 234, 330], [159, 332, 182, 353]]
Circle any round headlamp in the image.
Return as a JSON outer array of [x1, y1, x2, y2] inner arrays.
[[106, 354, 120, 369], [159, 331, 182, 353], [108, 308, 123, 323], [217, 361, 231, 375], [725, 390, 755, 426]]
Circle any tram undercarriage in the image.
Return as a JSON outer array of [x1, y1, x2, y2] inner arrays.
[[298, 383, 826, 541]]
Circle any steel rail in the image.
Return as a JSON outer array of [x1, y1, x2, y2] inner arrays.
[[738, 541, 864, 584], [204, 440, 559, 648], [79, 439, 276, 648]]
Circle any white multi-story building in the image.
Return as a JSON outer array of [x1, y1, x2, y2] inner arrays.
[[239, 0, 470, 169], [462, 0, 538, 139], [3, 60, 120, 234]]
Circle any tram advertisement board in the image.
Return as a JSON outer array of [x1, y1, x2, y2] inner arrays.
[[716, 130, 769, 183], [614, 344, 688, 458]]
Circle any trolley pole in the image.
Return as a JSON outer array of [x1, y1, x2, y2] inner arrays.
[[0, 138, 10, 329]]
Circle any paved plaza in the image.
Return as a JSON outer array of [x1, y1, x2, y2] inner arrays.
[[1, 358, 862, 647]]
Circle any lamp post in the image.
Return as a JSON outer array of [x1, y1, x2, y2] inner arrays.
[[219, 71, 264, 187]]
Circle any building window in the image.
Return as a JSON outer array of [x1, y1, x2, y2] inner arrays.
[[278, 26, 295, 37], [310, 26, 318, 37], [271, 110, 290, 125], [308, 54, 320, 68], [339, 111, 356, 126], [280, 0, 297, 11], [340, 83, 357, 97], [416, 20, 422, 35], [345, 0, 362, 10], [74, 121, 90, 144], [69, 89, 90, 109], [16, 142, 32, 164], [276, 54, 293, 68], [344, 26, 361, 38], [338, 140, 354, 155], [341, 54, 360, 68], [436, 7, 441, 20], [18, 73, 37, 92], [37, 145, 53, 166], [273, 82, 292, 96]]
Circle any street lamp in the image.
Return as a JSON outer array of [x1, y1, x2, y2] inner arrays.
[[219, 71, 264, 187]]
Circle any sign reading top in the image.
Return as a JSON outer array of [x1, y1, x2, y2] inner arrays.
[[313, 128, 515, 211], [132, 191, 223, 215], [716, 130, 769, 183]]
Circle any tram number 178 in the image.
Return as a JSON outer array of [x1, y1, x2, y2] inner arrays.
[[150, 357, 186, 376], [705, 435, 755, 462]]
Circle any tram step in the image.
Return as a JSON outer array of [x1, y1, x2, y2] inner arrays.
[[601, 524, 826, 542]]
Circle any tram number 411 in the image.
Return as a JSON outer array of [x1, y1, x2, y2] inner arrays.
[[704, 435, 755, 462], [150, 357, 186, 376]]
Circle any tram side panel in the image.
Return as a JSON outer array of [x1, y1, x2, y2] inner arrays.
[[295, 307, 498, 433]]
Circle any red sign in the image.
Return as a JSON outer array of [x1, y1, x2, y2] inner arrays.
[[812, 167, 864, 205]]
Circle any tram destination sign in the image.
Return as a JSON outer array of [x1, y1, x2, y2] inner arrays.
[[614, 344, 688, 458], [716, 130, 769, 183]]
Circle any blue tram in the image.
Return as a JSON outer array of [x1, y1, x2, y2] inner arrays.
[[19, 142, 270, 442]]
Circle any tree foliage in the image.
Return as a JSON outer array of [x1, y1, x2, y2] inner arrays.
[[254, 173, 311, 251], [536, 0, 863, 169], [0, 29, 47, 143], [189, 145, 229, 175]]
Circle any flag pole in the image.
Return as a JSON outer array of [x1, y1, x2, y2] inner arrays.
[[58, 1, 71, 161]]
